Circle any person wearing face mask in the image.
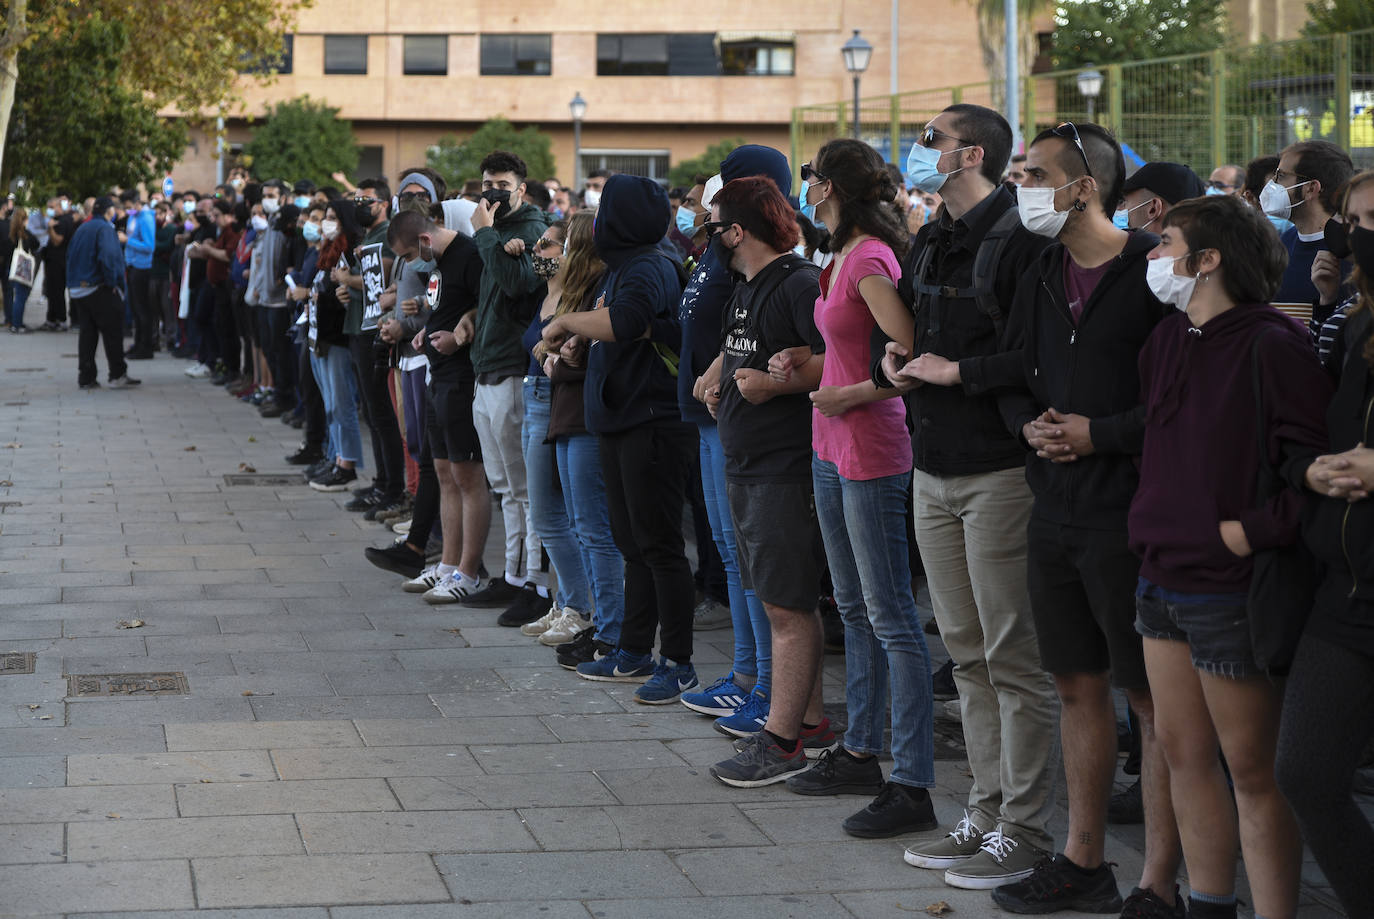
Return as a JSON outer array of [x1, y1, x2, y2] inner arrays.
[[40, 195, 75, 330], [991, 122, 1184, 915], [194, 200, 244, 387], [1263, 140, 1354, 314], [1129, 193, 1332, 919], [1276, 168, 1374, 919], [1115, 162, 1205, 235], [871, 103, 1066, 895], [65, 197, 138, 389], [121, 191, 158, 359], [283, 204, 330, 466], [467, 150, 555, 625], [292, 179, 315, 212], [581, 169, 612, 209], [150, 201, 179, 350], [668, 175, 709, 260]]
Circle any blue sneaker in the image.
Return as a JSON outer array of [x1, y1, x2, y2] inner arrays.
[[634, 658, 699, 705], [576, 648, 655, 682], [713, 689, 771, 738], [680, 672, 751, 717]]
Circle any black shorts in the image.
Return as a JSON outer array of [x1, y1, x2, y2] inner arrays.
[[425, 379, 481, 463], [727, 480, 822, 612], [1026, 516, 1148, 689]]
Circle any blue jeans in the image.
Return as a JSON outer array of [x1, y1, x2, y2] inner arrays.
[[6, 282, 30, 328], [523, 377, 591, 613], [310, 346, 363, 465], [698, 422, 771, 688], [555, 432, 624, 646], [812, 454, 934, 788]]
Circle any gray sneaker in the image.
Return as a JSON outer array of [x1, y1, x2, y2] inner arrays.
[[709, 734, 808, 788], [904, 810, 987, 869], [692, 597, 732, 630], [943, 824, 1046, 890]]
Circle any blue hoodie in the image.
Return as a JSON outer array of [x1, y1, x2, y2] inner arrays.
[[584, 175, 684, 435], [124, 208, 156, 271], [677, 144, 793, 424]]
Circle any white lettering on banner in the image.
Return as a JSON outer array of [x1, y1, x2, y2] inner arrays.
[[359, 242, 385, 330], [307, 269, 324, 351]]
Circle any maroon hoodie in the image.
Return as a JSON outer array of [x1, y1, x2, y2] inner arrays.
[[1128, 302, 1332, 593]]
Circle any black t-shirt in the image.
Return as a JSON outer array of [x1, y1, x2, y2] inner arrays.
[[424, 233, 483, 384], [42, 214, 74, 266], [188, 217, 218, 288], [717, 253, 824, 483]]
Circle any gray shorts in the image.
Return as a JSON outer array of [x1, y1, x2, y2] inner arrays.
[[727, 480, 821, 613]]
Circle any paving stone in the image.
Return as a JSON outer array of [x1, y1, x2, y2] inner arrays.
[[738, 798, 881, 843], [325, 669, 506, 696], [170, 672, 328, 698], [145, 633, 311, 654], [595, 766, 800, 806], [67, 814, 306, 860], [297, 810, 537, 855], [332, 903, 591, 919], [430, 689, 624, 718], [0, 784, 178, 823], [584, 894, 850, 919], [354, 716, 555, 747], [388, 774, 620, 811], [674, 840, 951, 896], [0, 724, 166, 755], [435, 850, 698, 901], [59, 653, 236, 676], [394, 647, 555, 670], [61, 615, 221, 638], [80, 909, 328, 919], [0, 859, 195, 912], [165, 720, 362, 752], [0, 822, 65, 863], [67, 750, 275, 786], [176, 779, 400, 817], [193, 854, 450, 908], [250, 695, 443, 721], [231, 651, 404, 673], [0, 754, 68, 788], [272, 745, 482, 780], [834, 887, 1015, 916], [299, 629, 469, 652], [469, 739, 689, 776], [66, 697, 256, 726], [520, 802, 772, 852], [205, 582, 350, 600], [540, 712, 720, 743], [218, 613, 375, 634]]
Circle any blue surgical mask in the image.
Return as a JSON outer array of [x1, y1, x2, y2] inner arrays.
[[294, 195, 311, 209], [675, 206, 699, 237], [905, 141, 969, 194], [800, 179, 823, 224], [45, 208, 55, 218], [1205, 186, 1225, 197], [1112, 209, 1130, 230], [302, 221, 321, 243]]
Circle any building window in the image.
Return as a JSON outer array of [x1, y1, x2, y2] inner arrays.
[[404, 35, 448, 75], [241, 35, 292, 75], [481, 34, 552, 75], [580, 149, 672, 185], [324, 35, 368, 75], [718, 34, 795, 76], [597, 34, 667, 76], [357, 146, 385, 181]]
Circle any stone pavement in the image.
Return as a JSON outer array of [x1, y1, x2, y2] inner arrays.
[[0, 329, 1353, 918]]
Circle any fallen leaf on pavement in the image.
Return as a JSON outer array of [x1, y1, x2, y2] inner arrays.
[[38, 714, 52, 720], [3, 443, 20, 449], [26, 704, 39, 710], [238, 463, 256, 473], [0, 480, 13, 486], [247, 435, 257, 442], [925, 902, 952, 916], [183, 445, 197, 451], [116, 619, 146, 629]]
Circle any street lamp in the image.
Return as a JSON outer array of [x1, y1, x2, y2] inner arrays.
[[569, 92, 587, 191], [841, 29, 873, 140], [1077, 68, 1103, 122]]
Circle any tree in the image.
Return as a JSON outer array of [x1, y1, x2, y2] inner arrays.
[[1302, 0, 1374, 36], [241, 96, 358, 187], [1051, 0, 1230, 69], [426, 117, 557, 190], [969, 0, 1054, 108], [667, 138, 744, 188], [5, 13, 185, 197]]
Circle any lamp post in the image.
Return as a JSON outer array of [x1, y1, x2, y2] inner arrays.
[[841, 29, 873, 140], [569, 92, 587, 191], [1077, 68, 1103, 122]]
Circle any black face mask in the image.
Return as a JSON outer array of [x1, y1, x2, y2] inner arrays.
[[355, 200, 377, 228], [708, 233, 740, 276], [1349, 225, 1374, 279], [481, 189, 512, 219], [1324, 217, 1351, 260]]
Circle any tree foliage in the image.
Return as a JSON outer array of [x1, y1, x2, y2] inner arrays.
[[6, 12, 185, 198], [1302, 0, 1374, 36], [1051, 0, 1230, 69], [667, 138, 744, 188], [426, 118, 557, 190], [241, 96, 358, 187]]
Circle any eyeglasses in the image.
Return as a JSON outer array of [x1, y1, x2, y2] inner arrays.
[[702, 220, 733, 238], [1206, 180, 1236, 191], [1050, 122, 1094, 179], [535, 237, 562, 250], [1270, 168, 1311, 186], [800, 163, 826, 183], [920, 126, 972, 148]]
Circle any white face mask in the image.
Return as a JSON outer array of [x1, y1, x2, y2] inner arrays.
[[320, 219, 339, 240], [583, 188, 601, 208], [1145, 253, 1197, 311], [262, 196, 281, 215], [1017, 180, 1081, 238], [1259, 178, 1308, 221], [250, 215, 269, 232]]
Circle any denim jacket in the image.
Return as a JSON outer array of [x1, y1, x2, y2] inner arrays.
[[65, 216, 126, 298]]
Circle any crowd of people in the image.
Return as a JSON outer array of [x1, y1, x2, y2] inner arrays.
[[3, 107, 1372, 919]]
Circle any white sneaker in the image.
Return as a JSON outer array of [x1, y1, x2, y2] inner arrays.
[[538, 608, 594, 646], [391, 519, 411, 535], [403, 564, 442, 594], [423, 573, 483, 605], [184, 362, 211, 378], [519, 602, 562, 636]]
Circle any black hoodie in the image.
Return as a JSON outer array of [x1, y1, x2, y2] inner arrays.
[[1002, 229, 1172, 530], [584, 175, 684, 434]]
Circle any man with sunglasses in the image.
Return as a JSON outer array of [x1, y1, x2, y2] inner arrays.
[[875, 103, 1058, 890], [1263, 140, 1354, 315], [982, 122, 1184, 917]]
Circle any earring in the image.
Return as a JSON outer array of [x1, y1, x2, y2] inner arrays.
[[1072, 200, 1087, 212]]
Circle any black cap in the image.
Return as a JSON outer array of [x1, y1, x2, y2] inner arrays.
[[1122, 162, 1206, 205], [94, 195, 117, 215], [293, 179, 316, 195]]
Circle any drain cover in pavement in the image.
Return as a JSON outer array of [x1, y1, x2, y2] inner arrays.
[[0, 652, 36, 675], [67, 672, 189, 697], [223, 473, 305, 487]]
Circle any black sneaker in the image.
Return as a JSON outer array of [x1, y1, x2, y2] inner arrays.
[[932, 659, 958, 701], [286, 445, 325, 466], [990, 853, 1124, 915], [841, 780, 939, 838], [351, 483, 376, 498], [557, 632, 613, 671], [107, 376, 141, 389], [1120, 886, 1186, 919], [309, 465, 358, 493], [458, 576, 520, 610], [784, 746, 885, 796], [363, 540, 426, 579], [305, 458, 334, 480], [78, 380, 101, 390], [555, 626, 598, 657], [259, 398, 285, 418], [364, 494, 410, 521], [345, 488, 386, 512], [1107, 780, 1143, 825], [497, 584, 548, 626]]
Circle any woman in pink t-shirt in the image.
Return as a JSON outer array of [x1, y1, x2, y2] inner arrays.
[[791, 139, 938, 837]]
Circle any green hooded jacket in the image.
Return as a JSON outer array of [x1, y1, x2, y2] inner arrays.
[[470, 202, 547, 376]]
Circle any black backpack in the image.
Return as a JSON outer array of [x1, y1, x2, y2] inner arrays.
[[908, 208, 1021, 338]]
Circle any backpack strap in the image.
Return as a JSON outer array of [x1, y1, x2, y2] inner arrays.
[[910, 208, 1021, 339]]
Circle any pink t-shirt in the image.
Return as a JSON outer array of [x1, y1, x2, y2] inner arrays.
[[812, 238, 913, 481]]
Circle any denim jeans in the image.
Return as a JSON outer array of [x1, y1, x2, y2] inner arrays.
[[812, 454, 934, 788], [556, 433, 624, 646], [523, 376, 591, 613], [698, 422, 771, 688], [310, 346, 363, 465], [6, 282, 30, 328]]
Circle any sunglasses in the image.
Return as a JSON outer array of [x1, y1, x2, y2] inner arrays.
[[702, 220, 733, 238], [350, 196, 378, 206], [800, 163, 826, 182], [535, 237, 562, 250], [920, 126, 971, 148], [398, 191, 431, 202], [1050, 122, 1094, 179]]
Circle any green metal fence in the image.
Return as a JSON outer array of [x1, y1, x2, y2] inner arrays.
[[791, 28, 1374, 184]]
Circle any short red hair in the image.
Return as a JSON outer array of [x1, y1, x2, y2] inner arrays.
[[712, 176, 800, 253]]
